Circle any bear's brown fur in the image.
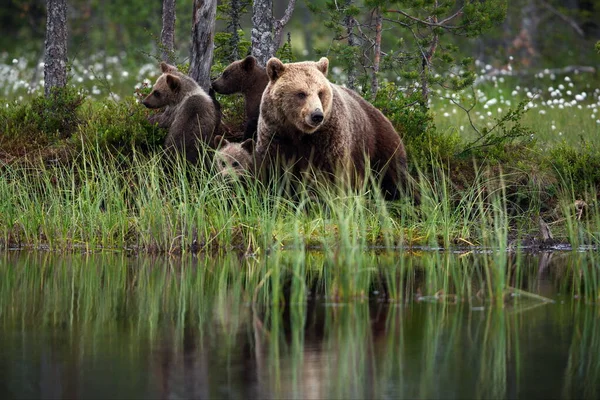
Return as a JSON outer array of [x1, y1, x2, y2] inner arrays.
[[213, 135, 254, 180], [255, 57, 410, 200], [143, 62, 219, 165], [211, 56, 269, 139]]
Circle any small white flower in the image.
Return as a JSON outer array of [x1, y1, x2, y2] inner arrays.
[[121, 71, 129, 78], [539, 109, 546, 115], [565, 76, 571, 82], [12, 58, 18, 64]]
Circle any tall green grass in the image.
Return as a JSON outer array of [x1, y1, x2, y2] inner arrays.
[[2, 130, 600, 256]]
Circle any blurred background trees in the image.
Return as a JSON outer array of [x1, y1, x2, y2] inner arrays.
[[4, 1, 597, 68]]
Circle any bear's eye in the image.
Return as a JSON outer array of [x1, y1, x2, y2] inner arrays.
[[153, 90, 161, 98], [296, 92, 307, 100], [232, 161, 240, 168], [222, 70, 230, 79], [318, 90, 324, 99]]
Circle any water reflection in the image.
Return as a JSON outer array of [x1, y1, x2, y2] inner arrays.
[[0, 250, 599, 399]]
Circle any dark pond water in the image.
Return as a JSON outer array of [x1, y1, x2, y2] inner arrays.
[[0, 250, 599, 399]]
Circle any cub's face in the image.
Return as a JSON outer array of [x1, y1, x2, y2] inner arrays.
[[214, 136, 254, 179], [142, 73, 180, 109], [212, 56, 258, 95], [266, 57, 333, 134]]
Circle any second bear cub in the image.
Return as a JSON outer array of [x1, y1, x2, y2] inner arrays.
[[211, 56, 269, 139]]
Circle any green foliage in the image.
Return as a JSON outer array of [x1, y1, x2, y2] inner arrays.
[[373, 82, 460, 165], [549, 140, 600, 195], [596, 41, 600, 54], [275, 33, 295, 63], [458, 99, 535, 162], [81, 98, 165, 152], [214, 0, 252, 64], [0, 86, 84, 142]]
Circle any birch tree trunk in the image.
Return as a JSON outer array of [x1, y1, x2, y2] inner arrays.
[[44, 0, 68, 97], [251, 0, 297, 67], [189, 0, 217, 91], [251, 0, 274, 67], [344, 0, 357, 90], [160, 0, 176, 64], [371, 9, 382, 97]]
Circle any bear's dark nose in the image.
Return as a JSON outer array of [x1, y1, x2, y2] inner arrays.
[[311, 110, 324, 124]]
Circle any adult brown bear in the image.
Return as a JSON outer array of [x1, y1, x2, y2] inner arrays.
[[255, 57, 411, 200]]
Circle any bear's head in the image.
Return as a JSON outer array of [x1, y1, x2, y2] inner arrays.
[[212, 56, 264, 95], [213, 136, 255, 179], [142, 63, 200, 109], [265, 57, 333, 134]]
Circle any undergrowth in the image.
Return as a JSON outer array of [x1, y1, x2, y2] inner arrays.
[[1, 84, 600, 253]]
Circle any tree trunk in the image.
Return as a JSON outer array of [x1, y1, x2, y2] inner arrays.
[[189, 0, 217, 91], [251, 0, 297, 67], [344, 0, 357, 90], [228, 0, 241, 62], [161, 0, 176, 64], [44, 0, 68, 97], [371, 9, 382, 97], [511, 0, 540, 67], [251, 0, 274, 67]]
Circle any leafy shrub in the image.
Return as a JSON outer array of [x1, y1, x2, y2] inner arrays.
[[1, 85, 84, 141], [81, 97, 165, 152], [373, 82, 461, 167], [549, 140, 600, 195]]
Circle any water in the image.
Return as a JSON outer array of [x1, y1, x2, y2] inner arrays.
[[1, 250, 599, 399]]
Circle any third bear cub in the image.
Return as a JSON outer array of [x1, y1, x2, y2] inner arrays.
[[143, 62, 219, 165], [213, 135, 254, 180]]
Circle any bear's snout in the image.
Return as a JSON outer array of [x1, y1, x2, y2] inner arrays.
[[310, 110, 324, 125]]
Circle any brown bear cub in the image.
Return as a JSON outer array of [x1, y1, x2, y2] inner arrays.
[[255, 57, 411, 201], [143, 62, 219, 165], [211, 56, 269, 140], [213, 135, 254, 180]]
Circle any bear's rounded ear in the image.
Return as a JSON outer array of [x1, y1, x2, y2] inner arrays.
[[213, 135, 227, 148], [241, 138, 255, 153], [160, 62, 177, 73], [266, 58, 286, 82], [242, 56, 257, 71], [166, 74, 181, 92], [316, 57, 329, 76]]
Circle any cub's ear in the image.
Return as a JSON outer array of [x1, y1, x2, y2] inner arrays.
[[213, 135, 228, 148], [160, 62, 178, 74], [242, 55, 257, 71], [165, 74, 181, 92], [266, 57, 286, 82], [241, 138, 255, 153], [316, 57, 329, 76]]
